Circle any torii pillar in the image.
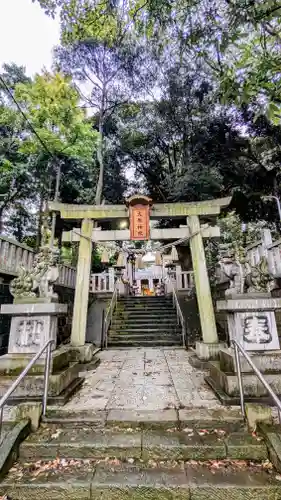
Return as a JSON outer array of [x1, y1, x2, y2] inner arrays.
[[188, 215, 224, 360], [71, 218, 93, 346]]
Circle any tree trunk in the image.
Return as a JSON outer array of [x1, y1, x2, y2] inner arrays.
[[95, 82, 106, 206], [36, 192, 44, 250], [95, 118, 104, 205]]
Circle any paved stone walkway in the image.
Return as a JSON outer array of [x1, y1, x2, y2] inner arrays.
[[64, 348, 223, 411]]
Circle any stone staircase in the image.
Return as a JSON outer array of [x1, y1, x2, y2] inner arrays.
[[1, 408, 281, 498], [108, 296, 183, 348]]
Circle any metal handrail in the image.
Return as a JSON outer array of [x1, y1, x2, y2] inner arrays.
[[170, 282, 186, 347], [0, 339, 53, 443], [233, 339, 281, 423], [104, 283, 118, 349]]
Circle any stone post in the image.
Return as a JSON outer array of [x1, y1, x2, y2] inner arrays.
[[176, 265, 182, 290], [108, 267, 115, 292], [71, 218, 93, 346], [188, 215, 220, 358]]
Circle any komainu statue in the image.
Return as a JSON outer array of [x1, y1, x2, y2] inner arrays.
[[215, 244, 244, 296], [216, 243, 273, 296], [10, 246, 60, 300], [244, 257, 272, 294]]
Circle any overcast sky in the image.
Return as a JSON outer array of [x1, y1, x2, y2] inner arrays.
[[0, 0, 60, 76]]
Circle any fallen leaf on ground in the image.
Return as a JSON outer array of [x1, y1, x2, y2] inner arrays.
[[213, 429, 226, 436], [108, 458, 121, 466], [188, 460, 198, 466], [51, 429, 63, 439], [262, 460, 273, 470], [198, 429, 209, 436]]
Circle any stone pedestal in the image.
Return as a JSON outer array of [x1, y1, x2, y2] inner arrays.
[[195, 341, 226, 361], [206, 294, 281, 404], [216, 293, 281, 351], [0, 301, 88, 405], [1, 301, 67, 354]]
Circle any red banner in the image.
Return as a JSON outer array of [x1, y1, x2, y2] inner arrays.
[[130, 205, 150, 240]]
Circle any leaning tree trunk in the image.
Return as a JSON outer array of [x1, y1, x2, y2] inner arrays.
[[36, 192, 44, 250], [95, 124, 104, 205], [94, 86, 106, 206]]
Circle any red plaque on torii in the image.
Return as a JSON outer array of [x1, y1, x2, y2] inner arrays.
[[126, 195, 152, 241]]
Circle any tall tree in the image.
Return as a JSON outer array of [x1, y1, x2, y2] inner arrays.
[[55, 39, 142, 204], [14, 71, 97, 243], [0, 64, 33, 233]]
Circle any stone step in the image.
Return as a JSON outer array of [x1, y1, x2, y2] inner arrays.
[[43, 406, 242, 426], [109, 327, 182, 334], [113, 314, 177, 325], [112, 322, 178, 328], [18, 422, 268, 462], [209, 361, 281, 398], [116, 307, 176, 316], [109, 332, 181, 339], [119, 300, 172, 305], [109, 328, 182, 334], [43, 408, 244, 429], [118, 301, 174, 306], [114, 313, 178, 320], [117, 302, 174, 307], [113, 314, 177, 324], [2, 461, 280, 499], [119, 304, 174, 309], [109, 335, 182, 343], [108, 339, 183, 347], [118, 296, 172, 301]]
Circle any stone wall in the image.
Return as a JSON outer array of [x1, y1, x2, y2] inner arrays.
[[86, 295, 110, 347], [213, 282, 230, 345], [54, 285, 75, 346], [177, 292, 201, 347]]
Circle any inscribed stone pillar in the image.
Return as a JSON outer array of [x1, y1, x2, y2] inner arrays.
[[188, 215, 218, 344], [71, 218, 93, 346]]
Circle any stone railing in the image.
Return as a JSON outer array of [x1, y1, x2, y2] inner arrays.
[[57, 264, 76, 289], [0, 236, 76, 288], [0, 236, 35, 275], [267, 239, 281, 277], [245, 229, 281, 279], [90, 272, 115, 293], [246, 240, 266, 267], [89, 268, 194, 293], [176, 271, 194, 290]]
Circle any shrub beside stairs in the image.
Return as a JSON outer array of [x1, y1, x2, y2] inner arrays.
[[108, 296, 183, 348], [1, 407, 281, 498]]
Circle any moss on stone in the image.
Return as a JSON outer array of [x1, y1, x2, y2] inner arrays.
[[91, 486, 189, 499]]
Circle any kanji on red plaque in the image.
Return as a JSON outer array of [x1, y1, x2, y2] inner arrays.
[[130, 205, 150, 240]]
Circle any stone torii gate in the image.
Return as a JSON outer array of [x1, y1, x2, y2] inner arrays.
[[49, 196, 231, 357]]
